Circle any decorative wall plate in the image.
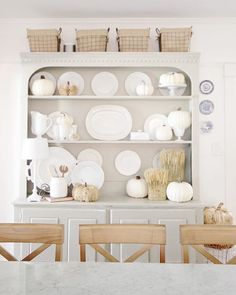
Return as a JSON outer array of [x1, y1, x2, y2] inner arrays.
[[199, 80, 214, 94], [91, 72, 118, 96], [125, 72, 152, 96], [86, 105, 132, 140], [77, 149, 103, 166], [57, 72, 84, 95], [70, 161, 104, 189], [29, 71, 56, 95], [200, 121, 214, 133], [199, 100, 214, 115], [115, 150, 141, 176]]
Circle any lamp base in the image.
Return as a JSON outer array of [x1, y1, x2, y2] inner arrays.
[[27, 192, 42, 202]]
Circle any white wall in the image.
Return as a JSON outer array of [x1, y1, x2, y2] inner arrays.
[[0, 18, 236, 221]]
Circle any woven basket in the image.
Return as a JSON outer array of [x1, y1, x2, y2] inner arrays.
[[147, 184, 167, 201], [156, 27, 192, 52], [76, 29, 109, 52], [27, 28, 62, 52], [116, 28, 150, 52]]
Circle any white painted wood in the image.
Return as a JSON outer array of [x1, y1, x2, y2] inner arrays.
[[48, 140, 192, 144], [110, 208, 197, 263]]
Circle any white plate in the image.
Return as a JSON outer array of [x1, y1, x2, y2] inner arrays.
[[144, 114, 168, 140], [29, 71, 56, 95], [46, 111, 73, 140], [30, 147, 77, 191], [115, 150, 141, 176], [125, 72, 152, 96], [86, 105, 132, 140], [91, 72, 118, 96], [77, 149, 103, 166], [70, 161, 104, 189], [57, 72, 84, 95]]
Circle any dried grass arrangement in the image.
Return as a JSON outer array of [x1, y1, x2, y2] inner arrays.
[[144, 168, 168, 201], [159, 149, 185, 182], [204, 202, 234, 249]]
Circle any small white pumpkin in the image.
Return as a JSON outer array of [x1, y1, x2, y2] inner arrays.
[[31, 75, 55, 96], [166, 181, 193, 202], [159, 72, 186, 86], [56, 113, 73, 125], [72, 182, 99, 202], [136, 80, 154, 96], [168, 110, 191, 140], [126, 176, 148, 198], [155, 124, 173, 141]]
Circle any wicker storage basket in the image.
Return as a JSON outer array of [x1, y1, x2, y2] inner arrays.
[[116, 28, 150, 52], [75, 29, 109, 52], [27, 28, 62, 52], [156, 27, 192, 52]]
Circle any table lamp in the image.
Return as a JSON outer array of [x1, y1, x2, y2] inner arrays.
[[22, 138, 49, 202]]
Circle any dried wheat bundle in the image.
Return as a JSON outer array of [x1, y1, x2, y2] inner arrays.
[[144, 168, 168, 201], [159, 149, 185, 182]]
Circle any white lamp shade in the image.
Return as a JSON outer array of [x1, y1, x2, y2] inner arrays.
[[21, 138, 49, 160]]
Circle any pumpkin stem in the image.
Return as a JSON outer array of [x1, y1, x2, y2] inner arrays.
[[136, 176, 141, 180], [84, 182, 87, 187], [177, 107, 182, 111], [216, 202, 224, 210], [40, 75, 46, 79]]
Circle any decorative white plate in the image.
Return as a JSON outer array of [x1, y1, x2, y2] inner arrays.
[[46, 111, 73, 140], [86, 105, 132, 140], [125, 72, 152, 96], [77, 149, 103, 166], [57, 72, 84, 95], [200, 121, 214, 133], [144, 114, 169, 140], [70, 161, 104, 189], [199, 100, 214, 115], [30, 147, 77, 191], [115, 150, 141, 176], [199, 80, 214, 95], [91, 72, 118, 96], [29, 71, 56, 95]]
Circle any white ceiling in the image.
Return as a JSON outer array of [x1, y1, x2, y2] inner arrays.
[[1, 0, 236, 18]]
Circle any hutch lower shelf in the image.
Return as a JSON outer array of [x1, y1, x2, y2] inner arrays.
[[13, 197, 204, 263]]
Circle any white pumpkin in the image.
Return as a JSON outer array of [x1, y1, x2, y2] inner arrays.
[[168, 110, 191, 140], [136, 80, 154, 96], [159, 72, 186, 86], [167, 181, 193, 202], [126, 176, 148, 198], [155, 124, 173, 141], [56, 113, 73, 125], [31, 75, 55, 96]]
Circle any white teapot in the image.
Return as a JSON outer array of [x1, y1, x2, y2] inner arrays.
[[31, 111, 52, 137]]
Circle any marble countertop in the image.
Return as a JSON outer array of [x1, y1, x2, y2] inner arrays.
[[0, 262, 235, 295]]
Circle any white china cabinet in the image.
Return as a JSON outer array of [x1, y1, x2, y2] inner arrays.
[[14, 52, 203, 262]]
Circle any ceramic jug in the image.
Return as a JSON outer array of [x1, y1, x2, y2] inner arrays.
[[31, 111, 53, 137]]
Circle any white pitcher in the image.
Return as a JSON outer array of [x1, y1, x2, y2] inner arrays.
[[31, 111, 53, 137]]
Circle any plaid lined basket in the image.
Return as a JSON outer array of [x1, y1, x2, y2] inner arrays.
[[156, 27, 192, 52], [116, 28, 150, 52], [75, 29, 109, 52], [27, 28, 62, 52]]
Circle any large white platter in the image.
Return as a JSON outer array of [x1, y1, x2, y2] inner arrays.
[[57, 71, 84, 95], [144, 114, 168, 140], [77, 149, 103, 166], [29, 71, 56, 95], [70, 161, 104, 189], [30, 147, 77, 191], [115, 150, 141, 176], [91, 72, 118, 96], [86, 105, 132, 140], [125, 72, 152, 96]]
